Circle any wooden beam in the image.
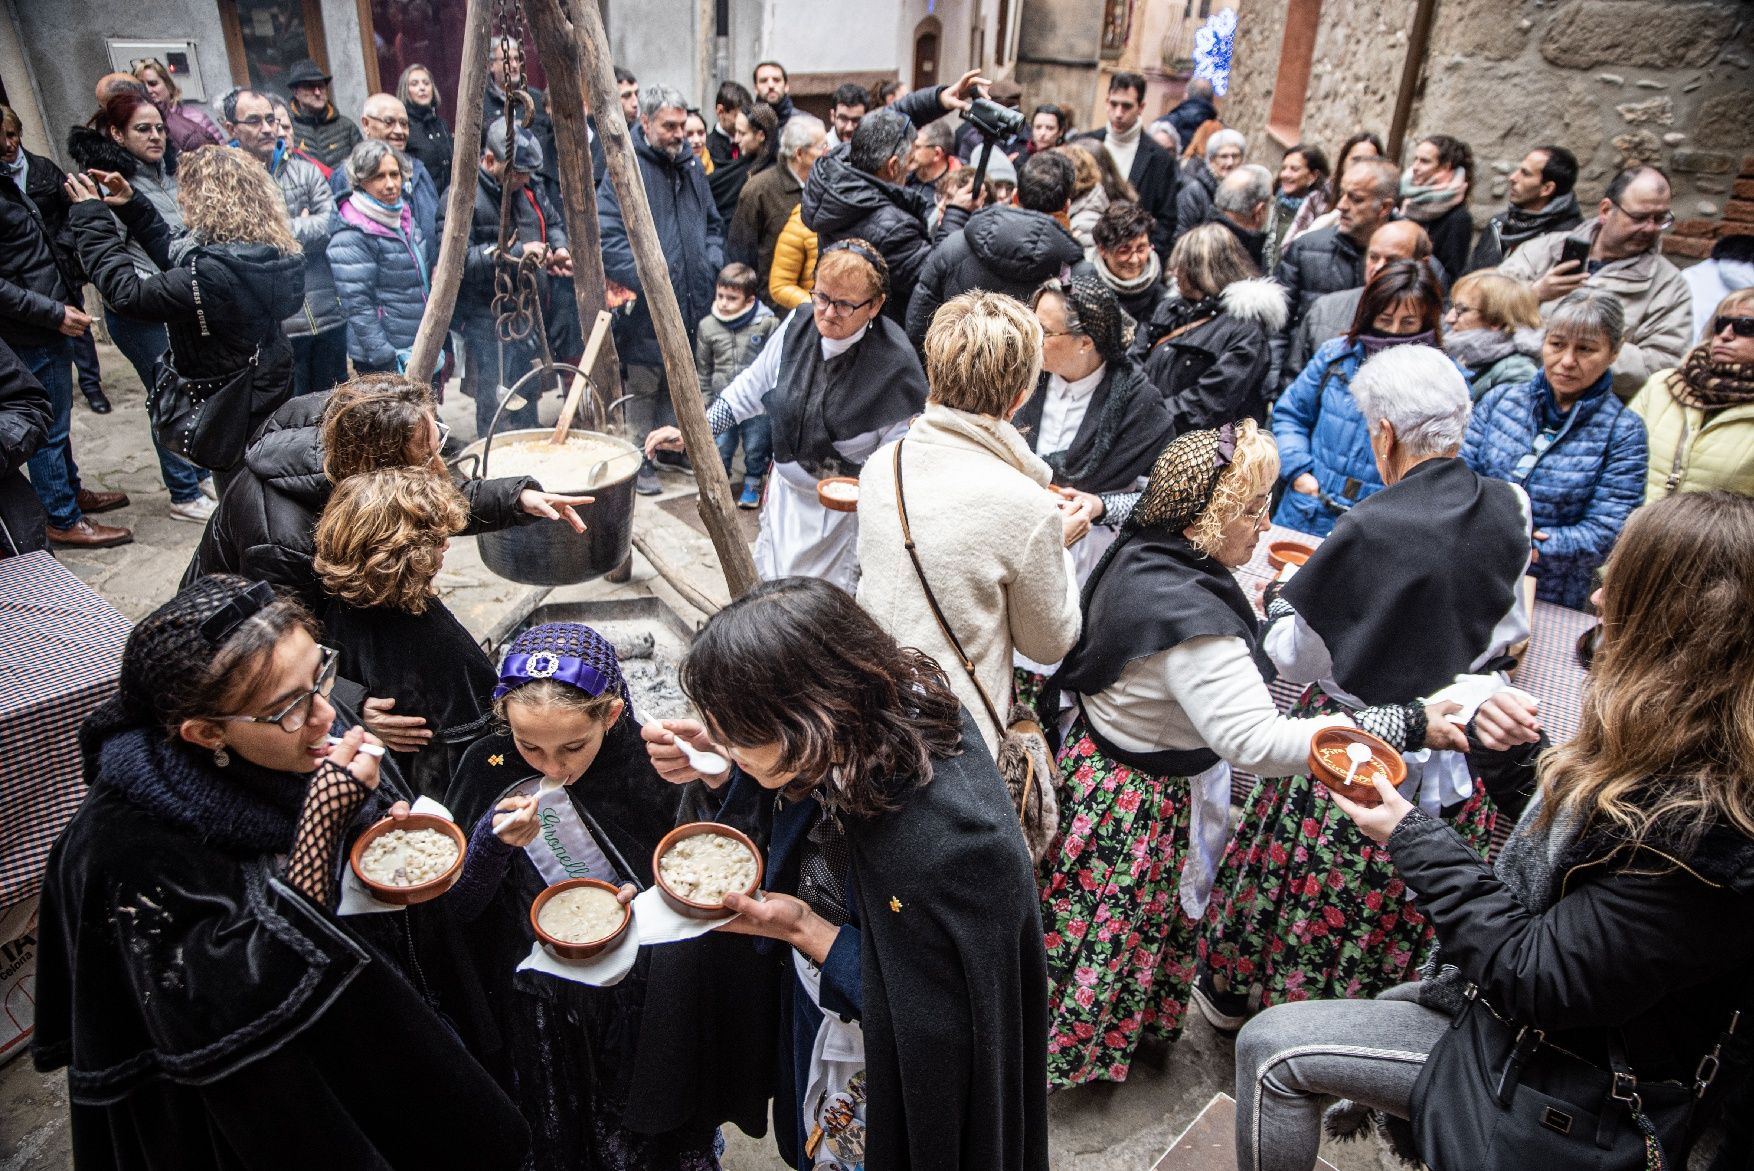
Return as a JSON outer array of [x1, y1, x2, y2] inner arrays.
[[524, 0, 623, 414], [406, 0, 491, 385], [354, 0, 382, 96], [557, 0, 760, 599]]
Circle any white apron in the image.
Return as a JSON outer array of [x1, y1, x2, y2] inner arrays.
[[756, 461, 861, 594]]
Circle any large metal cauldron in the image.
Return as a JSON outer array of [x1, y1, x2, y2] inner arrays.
[[459, 426, 640, 585]]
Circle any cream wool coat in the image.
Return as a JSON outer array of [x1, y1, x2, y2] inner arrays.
[[1629, 368, 1754, 501], [857, 403, 1082, 756]]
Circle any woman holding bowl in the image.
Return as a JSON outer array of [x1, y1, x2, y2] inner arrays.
[[32, 576, 528, 1169], [1198, 345, 1531, 1028], [644, 577, 1050, 1171]]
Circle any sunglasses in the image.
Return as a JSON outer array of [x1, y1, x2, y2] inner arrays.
[[1713, 315, 1754, 339]]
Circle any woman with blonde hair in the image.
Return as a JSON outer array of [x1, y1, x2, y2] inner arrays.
[[67, 145, 305, 478], [1037, 418, 1463, 1087], [1443, 269, 1544, 399], [856, 290, 1083, 758], [397, 63, 453, 190], [132, 57, 224, 153], [1630, 286, 1754, 499], [313, 466, 495, 796]]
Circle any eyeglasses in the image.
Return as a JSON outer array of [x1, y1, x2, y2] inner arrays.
[[366, 115, 411, 129], [1040, 328, 1083, 339], [209, 646, 339, 733], [1445, 301, 1479, 318], [1608, 200, 1674, 231], [811, 290, 875, 317], [130, 123, 167, 137], [434, 419, 451, 450], [1713, 315, 1754, 339], [1243, 497, 1272, 523], [231, 114, 272, 127], [1108, 239, 1153, 261]]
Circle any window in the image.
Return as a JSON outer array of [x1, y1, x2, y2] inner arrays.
[[216, 0, 327, 90], [1265, 0, 1320, 147]]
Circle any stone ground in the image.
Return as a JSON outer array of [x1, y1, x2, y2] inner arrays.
[[0, 341, 1397, 1171]]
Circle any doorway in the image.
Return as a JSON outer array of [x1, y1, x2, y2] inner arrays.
[[912, 16, 941, 94]]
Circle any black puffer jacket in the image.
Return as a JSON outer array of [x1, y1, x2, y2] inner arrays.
[[802, 147, 934, 327], [0, 173, 76, 350], [405, 101, 454, 193], [288, 103, 362, 172], [0, 338, 52, 555], [905, 206, 1083, 346], [1174, 157, 1217, 244], [1274, 223, 1364, 328], [437, 166, 567, 344], [184, 391, 539, 610], [1140, 277, 1288, 433], [70, 197, 303, 447]]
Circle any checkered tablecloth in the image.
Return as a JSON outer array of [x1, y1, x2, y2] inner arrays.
[[0, 551, 130, 909]]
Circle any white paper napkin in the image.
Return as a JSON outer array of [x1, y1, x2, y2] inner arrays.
[[632, 884, 739, 945], [337, 797, 456, 916], [517, 914, 640, 987]]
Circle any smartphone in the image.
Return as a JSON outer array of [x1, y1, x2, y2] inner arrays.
[[1558, 237, 1590, 271]]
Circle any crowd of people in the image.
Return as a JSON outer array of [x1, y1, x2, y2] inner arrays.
[[6, 39, 1754, 1171]]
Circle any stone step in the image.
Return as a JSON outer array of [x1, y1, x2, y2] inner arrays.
[[1151, 1093, 1339, 1171]]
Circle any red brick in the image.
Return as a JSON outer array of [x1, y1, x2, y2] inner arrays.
[[1723, 200, 1754, 224], [1734, 178, 1754, 200], [1673, 217, 1720, 237], [1664, 235, 1712, 260], [1742, 153, 1754, 178]]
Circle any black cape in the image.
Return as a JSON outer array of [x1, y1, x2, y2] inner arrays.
[[1281, 456, 1527, 705], [765, 308, 927, 477], [1012, 358, 1174, 494], [32, 719, 527, 1170], [716, 714, 1050, 1170], [442, 721, 777, 1157]]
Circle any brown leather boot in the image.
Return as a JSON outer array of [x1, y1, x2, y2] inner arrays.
[[75, 488, 131, 514], [46, 518, 134, 548]]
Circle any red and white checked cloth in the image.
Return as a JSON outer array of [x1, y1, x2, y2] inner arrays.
[[0, 551, 130, 909]]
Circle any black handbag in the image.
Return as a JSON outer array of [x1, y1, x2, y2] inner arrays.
[[1411, 982, 1741, 1171], [148, 254, 260, 471]]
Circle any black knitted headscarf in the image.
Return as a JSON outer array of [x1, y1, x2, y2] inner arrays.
[[1031, 275, 1152, 487]]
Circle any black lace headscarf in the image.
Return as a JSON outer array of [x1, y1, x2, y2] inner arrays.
[[1030, 275, 1150, 485]]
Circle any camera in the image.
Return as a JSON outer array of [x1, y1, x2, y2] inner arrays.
[[964, 97, 1025, 142]]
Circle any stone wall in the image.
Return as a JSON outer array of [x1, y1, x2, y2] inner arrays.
[[1219, 0, 1752, 256]]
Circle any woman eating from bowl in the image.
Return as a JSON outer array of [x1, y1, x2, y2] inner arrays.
[[1037, 420, 1464, 1089], [642, 577, 1050, 1171], [1198, 345, 1531, 1030], [1234, 490, 1754, 1171], [1462, 288, 1647, 609], [1442, 270, 1544, 400], [313, 467, 492, 798], [1272, 258, 1449, 537], [1629, 287, 1754, 500], [441, 622, 739, 1171], [645, 240, 927, 592], [32, 576, 529, 1169]]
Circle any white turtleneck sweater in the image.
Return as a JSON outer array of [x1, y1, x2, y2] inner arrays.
[[1103, 120, 1142, 184]]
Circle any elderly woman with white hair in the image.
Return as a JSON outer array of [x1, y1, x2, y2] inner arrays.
[[1175, 127, 1246, 245], [326, 139, 430, 377], [1196, 344, 1533, 1030]]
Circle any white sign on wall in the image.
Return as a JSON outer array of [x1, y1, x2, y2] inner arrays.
[[105, 40, 208, 102]]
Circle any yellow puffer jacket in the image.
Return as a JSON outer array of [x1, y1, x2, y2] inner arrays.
[[769, 203, 817, 311], [1628, 367, 1754, 500]]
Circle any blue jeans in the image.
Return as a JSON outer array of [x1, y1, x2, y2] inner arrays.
[[715, 413, 772, 480], [103, 309, 208, 502], [290, 326, 349, 397], [17, 339, 81, 528]]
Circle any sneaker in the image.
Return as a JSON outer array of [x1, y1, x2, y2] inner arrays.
[[1191, 981, 1249, 1035], [635, 458, 662, 497], [737, 479, 762, 510], [197, 477, 218, 501], [168, 496, 218, 524]]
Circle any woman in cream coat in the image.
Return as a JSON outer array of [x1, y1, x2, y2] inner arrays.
[[857, 290, 1084, 757]]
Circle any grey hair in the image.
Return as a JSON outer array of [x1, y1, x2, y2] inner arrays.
[[1350, 345, 1472, 458], [1546, 287, 1626, 351], [638, 84, 689, 122], [849, 107, 913, 176], [1205, 128, 1246, 162], [347, 138, 406, 186], [779, 113, 826, 161], [1216, 164, 1272, 214]]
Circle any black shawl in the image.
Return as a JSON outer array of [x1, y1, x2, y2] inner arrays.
[[766, 308, 927, 476], [1012, 358, 1174, 494], [1281, 456, 1527, 705]]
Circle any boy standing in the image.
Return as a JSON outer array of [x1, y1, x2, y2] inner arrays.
[[695, 263, 777, 508]]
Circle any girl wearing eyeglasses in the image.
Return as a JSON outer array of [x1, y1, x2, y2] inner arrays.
[[31, 575, 531, 1169], [1629, 287, 1754, 501]]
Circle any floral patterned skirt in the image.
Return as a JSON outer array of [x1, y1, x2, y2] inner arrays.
[[1038, 715, 1200, 1090], [1196, 687, 1496, 1013]]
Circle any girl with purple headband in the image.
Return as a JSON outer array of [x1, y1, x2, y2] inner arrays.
[[441, 622, 761, 1171]]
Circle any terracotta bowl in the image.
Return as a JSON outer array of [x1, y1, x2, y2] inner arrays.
[[652, 822, 765, 919], [1307, 727, 1407, 809], [348, 813, 467, 906], [816, 476, 860, 512], [1266, 540, 1316, 571], [529, 877, 632, 961]]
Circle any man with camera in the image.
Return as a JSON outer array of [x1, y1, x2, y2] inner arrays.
[[1079, 71, 1180, 259]]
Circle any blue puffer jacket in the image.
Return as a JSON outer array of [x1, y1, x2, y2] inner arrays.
[[1271, 337, 1401, 537], [1462, 370, 1647, 609], [325, 195, 429, 370]]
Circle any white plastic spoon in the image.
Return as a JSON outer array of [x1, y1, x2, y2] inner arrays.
[[1342, 741, 1373, 789], [635, 711, 730, 777]]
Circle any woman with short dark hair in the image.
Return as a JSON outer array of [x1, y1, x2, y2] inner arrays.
[[1402, 134, 1476, 280], [1075, 200, 1166, 323], [327, 140, 430, 376], [1028, 104, 1066, 154], [642, 576, 1051, 1171]]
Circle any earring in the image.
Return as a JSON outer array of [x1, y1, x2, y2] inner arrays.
[[213, 745, 230, 768]]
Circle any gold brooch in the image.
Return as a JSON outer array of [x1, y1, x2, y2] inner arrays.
[[489, 754, 505, 766], [888, 896, 902, 913]]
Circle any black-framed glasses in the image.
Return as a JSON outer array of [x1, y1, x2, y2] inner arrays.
[[811, 290, 875, 317], [210, 646, 339, 733], [231, 114, 272, 128], [1713, 315, 1754, 339], [1608, 200, 1674, 231]]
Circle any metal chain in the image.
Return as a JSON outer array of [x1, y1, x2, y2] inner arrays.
[[486, 0, 552, 382]]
